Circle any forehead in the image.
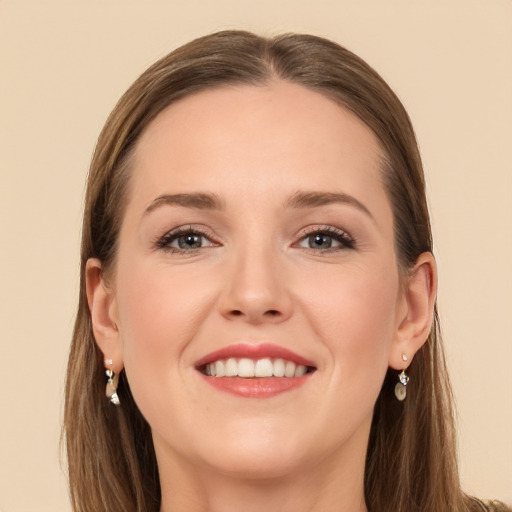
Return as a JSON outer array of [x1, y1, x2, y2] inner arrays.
[[128, 81, 389, 218]]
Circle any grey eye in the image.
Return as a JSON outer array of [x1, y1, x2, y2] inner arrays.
[[298, 232, 343, 250], [308, 233, 334, 249], [175, 233, 204, 249], [158, 230, 217, 252]]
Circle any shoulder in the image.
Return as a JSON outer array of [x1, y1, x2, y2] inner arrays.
[[471, 497, 512, 512]]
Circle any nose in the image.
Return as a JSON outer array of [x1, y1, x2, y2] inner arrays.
[[218, 244, 293, 325]]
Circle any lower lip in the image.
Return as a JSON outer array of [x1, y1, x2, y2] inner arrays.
[[199, 374, 312, 398]]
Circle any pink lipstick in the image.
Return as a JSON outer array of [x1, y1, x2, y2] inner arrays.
[[195, 343, 316, 398], [195, 343, 315, 368]]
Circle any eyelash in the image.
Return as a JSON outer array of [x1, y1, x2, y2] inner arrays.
[[154, 225, 356, 254], [296, 225, 356, 252], [154, 226, 219, 254]]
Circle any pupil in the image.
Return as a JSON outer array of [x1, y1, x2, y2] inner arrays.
[[310, 234, 332, 249], [179, 234, 201, 249]]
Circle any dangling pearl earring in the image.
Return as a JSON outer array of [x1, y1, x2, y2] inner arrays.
[[104, 360, 120, 406], [394, 354, 410, 401], [394, 370, 409, 401]]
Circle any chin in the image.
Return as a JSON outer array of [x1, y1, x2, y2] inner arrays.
[[207, 446, 307, 481], [196, 419, 317, 480]]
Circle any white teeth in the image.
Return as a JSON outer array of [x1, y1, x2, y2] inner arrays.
[[294, 365, 307, 377], [225, 358, 238, 377], [284, 361, 296, 378], [238, 358, 255, 377], [203, 357, 312, 378], [215, 360, 225, 377], [273, 358, 286, 377], [254, 358, 273, 377]]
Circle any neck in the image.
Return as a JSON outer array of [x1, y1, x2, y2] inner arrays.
[[157, 441, 368, 512]]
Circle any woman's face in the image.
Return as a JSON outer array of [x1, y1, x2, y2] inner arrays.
[[107, 81, 408, 478]]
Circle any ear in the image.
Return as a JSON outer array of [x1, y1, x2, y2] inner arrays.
[[389, 252, 437, 370], [85, 258, 124, 374]]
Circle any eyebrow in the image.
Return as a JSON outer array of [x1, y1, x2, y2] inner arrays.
[[142, 190, 374, 221], [143, 193, 225, 216], [285, 191, 374, 221]]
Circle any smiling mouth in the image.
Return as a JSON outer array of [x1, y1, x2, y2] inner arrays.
[[199, 357, 316, 378]]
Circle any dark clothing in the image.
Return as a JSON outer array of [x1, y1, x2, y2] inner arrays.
[[473, 497, 512, 512]]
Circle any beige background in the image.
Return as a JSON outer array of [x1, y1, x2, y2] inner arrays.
[[1, 1, 511, 511]]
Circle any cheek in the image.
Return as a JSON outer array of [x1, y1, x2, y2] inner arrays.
[[114, 259, 214, 379], [300, 259, 399, 375], [112, 258, 222, 433]]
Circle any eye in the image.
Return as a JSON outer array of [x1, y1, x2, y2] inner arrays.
[[173, 233, 207, 249], [156, 227, 217, 253], [296, 227, 355, 251]]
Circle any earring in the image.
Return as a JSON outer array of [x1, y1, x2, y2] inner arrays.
[[394, 369, 409, 401], [105, 368, 120, 406]]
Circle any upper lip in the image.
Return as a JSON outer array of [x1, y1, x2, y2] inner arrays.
[[195, 343, 316, 369]]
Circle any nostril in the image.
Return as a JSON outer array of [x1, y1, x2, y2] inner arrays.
[[225, 308, 285, 321]]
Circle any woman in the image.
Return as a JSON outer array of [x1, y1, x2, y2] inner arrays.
[[64, 30, 510, 512]]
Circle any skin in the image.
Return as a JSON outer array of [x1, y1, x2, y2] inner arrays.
[[87, 81, 437, 512]]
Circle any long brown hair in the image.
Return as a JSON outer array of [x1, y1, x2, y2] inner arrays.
[[64, 30, 494, 512]]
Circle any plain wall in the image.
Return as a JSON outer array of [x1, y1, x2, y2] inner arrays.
[[0, 1, 510, 511]]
